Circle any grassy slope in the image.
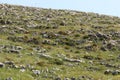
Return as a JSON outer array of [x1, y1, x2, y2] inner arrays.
[[0, 4, 120, 80]]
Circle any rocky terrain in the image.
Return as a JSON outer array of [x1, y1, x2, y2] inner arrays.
[[0, 4, 120, 80]]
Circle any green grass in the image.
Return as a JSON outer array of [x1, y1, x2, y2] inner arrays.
[[0, 4, 120, 80]]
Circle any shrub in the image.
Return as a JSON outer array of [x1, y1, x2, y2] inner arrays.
[[74, 34, 80, 37], [36, 61, 47, 66], [50, 58, 64, 65]]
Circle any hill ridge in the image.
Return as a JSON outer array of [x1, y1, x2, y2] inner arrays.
[[0, 3, 120, 80]]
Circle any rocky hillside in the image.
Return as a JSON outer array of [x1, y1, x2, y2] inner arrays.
[[0, 4, 120, 80]]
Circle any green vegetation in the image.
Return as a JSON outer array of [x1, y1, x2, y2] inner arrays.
[[0, 4, 120, 80]]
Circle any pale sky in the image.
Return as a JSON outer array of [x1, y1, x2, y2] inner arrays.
[[0, 0, 120, 17]]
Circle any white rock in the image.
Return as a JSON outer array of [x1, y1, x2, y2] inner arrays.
[[32, 70, 40, 75]]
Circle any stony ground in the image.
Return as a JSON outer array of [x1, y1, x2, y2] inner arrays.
[[0, 4, 120, 80]]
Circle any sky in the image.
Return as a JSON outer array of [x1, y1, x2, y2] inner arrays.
[[0, 0, 120, 17]]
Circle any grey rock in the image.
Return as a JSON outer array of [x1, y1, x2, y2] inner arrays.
[[4, 61, 14, 65], [38, 53, 53, 59], [112, 70, 120, 75], [36, 48, 46, 53], [64, 78, 70, 80], [0, 62, 5, 68], [32, 70, 40, 75], [5, 77, 13, 80], [16, 46, 23, 50], [78, 76, 93, 80], [55, 77, 61, 80], [107, 43, 115, 50], [9, 49, 20, 54], [42, 39, 51, 44], [20, 68, 26, 72], [71, 77, 76, 80], [42, 34, 49, 38], [64, 57, 84, 63], [83, 55, 94, 60], [104, 69, 112, 75], [87, 67, 100, 71], [96, 32, 109, 40], [19, 65, 26, 69]]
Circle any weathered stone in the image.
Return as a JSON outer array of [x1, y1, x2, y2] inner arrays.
[[106, 40, 117, 50], [112, 70, 120, 75], [64, 57, 84, 63], [4, 61, 14, 65], [84, 45, 93, 51], [0, 62, 5, 68], [71, 77, 76, 80], [87, 67, 100, 71], [15, 27, 29, 33], [104, 69, 112, 75], [5, 77, 13, 80], [64, 77, 70, 80], [96, 32, 109, 40], [104, 69, 120, 75], [38, 53, 53, 59], [9, 49, 20, 54], [32, 70, 40, 75], [55, 77, 61, 80], [83, 55, 94, 60], [20, 68, 26, 72], [7, 36, 24, 42], [16, 46, 23, 50], [42, 39, 51, 44], [78, 76, 93, 80], [27, 38, 39, 44], [60, 20, 66, 26]]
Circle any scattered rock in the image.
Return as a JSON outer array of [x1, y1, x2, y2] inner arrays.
[[64, 57, 84, 63], [96, 32, 110, 40], [4, 61, 15, 66], [55, 77, 61, 80], [78, 76, 93, 80], [9, 49, 20, 54], [104, 69, 112, 75], [38, 53, 53, 59], [0, 62, 5, 68], [112, 70, 120, 75], [5, 77, 13, 80], [87, 66, 101, 71], [32, 70, 40, 75], [104, 69, 120, 75], [64, 77, 70, 80], [71, 77, 76, 80], [20, 68, 26, 72], [83, 55, 94, 60]]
